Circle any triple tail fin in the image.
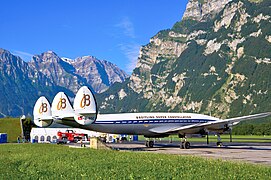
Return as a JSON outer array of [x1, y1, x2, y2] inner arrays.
[[33, 96, 53, 127], [73, 86, 97, 125]]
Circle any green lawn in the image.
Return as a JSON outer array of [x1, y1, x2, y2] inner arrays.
[[0, 118, 21, 142], [0, 144, 270, 179]]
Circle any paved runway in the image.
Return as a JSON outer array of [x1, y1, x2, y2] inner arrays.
[[106, 141, 271, 166]]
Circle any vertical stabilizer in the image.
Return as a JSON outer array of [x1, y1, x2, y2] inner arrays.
[[51, 92, 74, 119], [33, 96, 53, 127], [73, 86, 97, 125]]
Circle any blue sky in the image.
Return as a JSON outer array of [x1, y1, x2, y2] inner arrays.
[[0, 0, 188, 73]]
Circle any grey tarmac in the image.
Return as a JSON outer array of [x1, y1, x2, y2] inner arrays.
[[106, 141, 271, 166]]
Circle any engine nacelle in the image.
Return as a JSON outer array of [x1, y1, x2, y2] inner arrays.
[[33, 96, 53, 127], [73, 86, 97, 125]]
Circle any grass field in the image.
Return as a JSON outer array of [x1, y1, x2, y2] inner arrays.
[[0, 144, 270, 179], [0, 118, 21, 142]]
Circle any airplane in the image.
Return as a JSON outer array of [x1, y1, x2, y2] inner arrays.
[[33, 86, 271, 149]]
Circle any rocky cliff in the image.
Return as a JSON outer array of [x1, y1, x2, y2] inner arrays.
[[72, 56, 128, 93], [183, 0, 232, 21], [97, 0, 271, 119]]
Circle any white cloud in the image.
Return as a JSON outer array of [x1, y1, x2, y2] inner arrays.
[[12, 50, 34, 62], [115, 17, 136, 39], [114, 16, 140, 73], [118, 43, 140, 73]]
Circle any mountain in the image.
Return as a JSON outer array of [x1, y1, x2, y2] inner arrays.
[[97, 0, 271, 119], [0, 49, 73, 117], [72, 56, 129, 93], [29, 51, 129, 93], [0, 49, 128, 117]]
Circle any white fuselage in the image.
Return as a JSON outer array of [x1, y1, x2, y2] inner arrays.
[[82, 112, 219, 137]]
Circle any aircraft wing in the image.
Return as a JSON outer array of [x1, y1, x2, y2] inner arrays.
[[150, 112, 271, 134]]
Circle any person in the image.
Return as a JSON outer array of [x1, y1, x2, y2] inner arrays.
[[22, 136, 25, 143], [17, 136, 20, 143]]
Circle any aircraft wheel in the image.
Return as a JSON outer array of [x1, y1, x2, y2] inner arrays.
[[145, 140, 154, 148], [217, 142, 223, 147], [184, 142, 190, 149], [149, 141, 154, 148]]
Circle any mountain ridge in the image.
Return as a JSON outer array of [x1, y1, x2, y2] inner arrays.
[[0, 48, 128, 117]]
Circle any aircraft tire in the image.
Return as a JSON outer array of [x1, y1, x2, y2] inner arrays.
[[149, 141, 154, 148], [184, 142, 190, 149]]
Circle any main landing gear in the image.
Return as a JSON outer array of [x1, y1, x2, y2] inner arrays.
[[179, 134, 190, 149], [145, 140, 154, 148], [216, 134, 223, 147], [207, 133, 223, 147]]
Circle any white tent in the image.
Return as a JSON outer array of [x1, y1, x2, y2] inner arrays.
[[30, 128, 101, 143]]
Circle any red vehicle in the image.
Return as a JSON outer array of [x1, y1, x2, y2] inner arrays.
[[57, 130, 88, 144]]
